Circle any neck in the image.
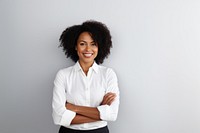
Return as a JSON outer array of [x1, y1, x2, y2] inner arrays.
[[79, 61, 94, 75]]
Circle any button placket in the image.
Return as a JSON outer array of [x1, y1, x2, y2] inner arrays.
[[84, 76, 90, 106]]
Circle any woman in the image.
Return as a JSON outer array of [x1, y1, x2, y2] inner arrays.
[[52, 20, 120, 133]]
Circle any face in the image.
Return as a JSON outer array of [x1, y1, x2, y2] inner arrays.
[[76, 32, 98, 65]]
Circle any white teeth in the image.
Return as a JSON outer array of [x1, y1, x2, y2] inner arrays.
[[84, 53, 92, 57]]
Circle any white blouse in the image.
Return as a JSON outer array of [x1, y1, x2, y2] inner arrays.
[[52, 61, 120, 130]]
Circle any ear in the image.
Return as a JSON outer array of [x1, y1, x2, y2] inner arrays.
[[75, 46, 77, 50]]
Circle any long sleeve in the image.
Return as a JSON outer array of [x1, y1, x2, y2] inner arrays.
[[52, 70, 76, 127], [97, 68, 120, 121]]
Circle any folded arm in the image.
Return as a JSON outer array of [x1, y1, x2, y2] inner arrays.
[[70, 114, 97, 124], [66, 92, 117, 124]]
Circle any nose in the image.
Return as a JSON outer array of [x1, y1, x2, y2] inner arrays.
[[86, 44, 91, 51]]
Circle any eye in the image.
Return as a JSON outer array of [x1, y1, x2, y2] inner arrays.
[[80, 42, 85, 46], [91, 43, 97, 46]]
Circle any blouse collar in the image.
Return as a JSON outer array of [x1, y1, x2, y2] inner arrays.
[[74, 61, 99, 73]]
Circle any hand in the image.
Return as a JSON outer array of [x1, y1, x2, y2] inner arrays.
[[66, 102, 77, 112], [101, 92, 116, 105]]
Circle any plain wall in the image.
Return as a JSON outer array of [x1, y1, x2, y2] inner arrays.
[[1, 0, 200, 133]]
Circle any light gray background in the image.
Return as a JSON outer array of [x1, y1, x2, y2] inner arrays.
[[1, 0, 200, 133]]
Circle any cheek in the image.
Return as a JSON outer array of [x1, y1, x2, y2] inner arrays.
[[76, 48, 82, 57], [94, 47, 98, 53], [96, 50, 98, 55], [77, 47, 84, 53]]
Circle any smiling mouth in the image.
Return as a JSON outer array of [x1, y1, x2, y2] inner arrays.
[[83, 53, 93, 57]]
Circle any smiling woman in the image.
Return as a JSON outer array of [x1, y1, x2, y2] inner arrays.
[[76, 32, 98, 74], [52, 20, 120, 133]]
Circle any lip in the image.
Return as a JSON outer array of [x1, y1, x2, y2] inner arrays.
[[83, 53, 93, 58]]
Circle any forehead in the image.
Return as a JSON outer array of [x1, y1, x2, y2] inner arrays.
[[77, 32, 94, 42]]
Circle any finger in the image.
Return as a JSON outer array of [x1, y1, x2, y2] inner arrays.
[[106, 96, 116, 105], [101, 93, 116, 105], [105, 92, 116, 96], [104, 93, 116, 100], [103, 95, 116, 105], [103, 94, 114, 104]]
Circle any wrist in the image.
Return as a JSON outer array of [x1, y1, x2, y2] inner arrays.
[[66, 103, 78, 112], [74, 105, 80, 113]]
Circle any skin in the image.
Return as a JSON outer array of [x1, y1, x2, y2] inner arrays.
[[75, 32, 98, 75], [66, 32, 116, 124]]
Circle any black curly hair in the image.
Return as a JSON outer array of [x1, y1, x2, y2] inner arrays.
[[59, 20, 112, 64]]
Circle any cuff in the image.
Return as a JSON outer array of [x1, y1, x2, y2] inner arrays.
[[60, 109, 76, 127], [97, 105, 111, 121]]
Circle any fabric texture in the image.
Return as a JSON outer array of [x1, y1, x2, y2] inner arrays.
[[59, 126, 109, 133], [52, 61, 119, 130]]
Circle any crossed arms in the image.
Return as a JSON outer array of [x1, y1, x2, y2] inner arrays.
[[66, 92, 116, 124]]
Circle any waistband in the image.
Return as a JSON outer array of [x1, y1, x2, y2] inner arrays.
[[59, 126, 109, 133]]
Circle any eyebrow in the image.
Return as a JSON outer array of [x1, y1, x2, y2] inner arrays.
[[79, 40, 95, 43]]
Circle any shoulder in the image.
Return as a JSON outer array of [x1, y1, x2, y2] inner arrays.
[[98, 65, 117, 77], [98, 65, 118, 86], [55, 66, 74, 77]]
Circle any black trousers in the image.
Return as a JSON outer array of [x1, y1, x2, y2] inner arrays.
[[59, 126, 109, 133]]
